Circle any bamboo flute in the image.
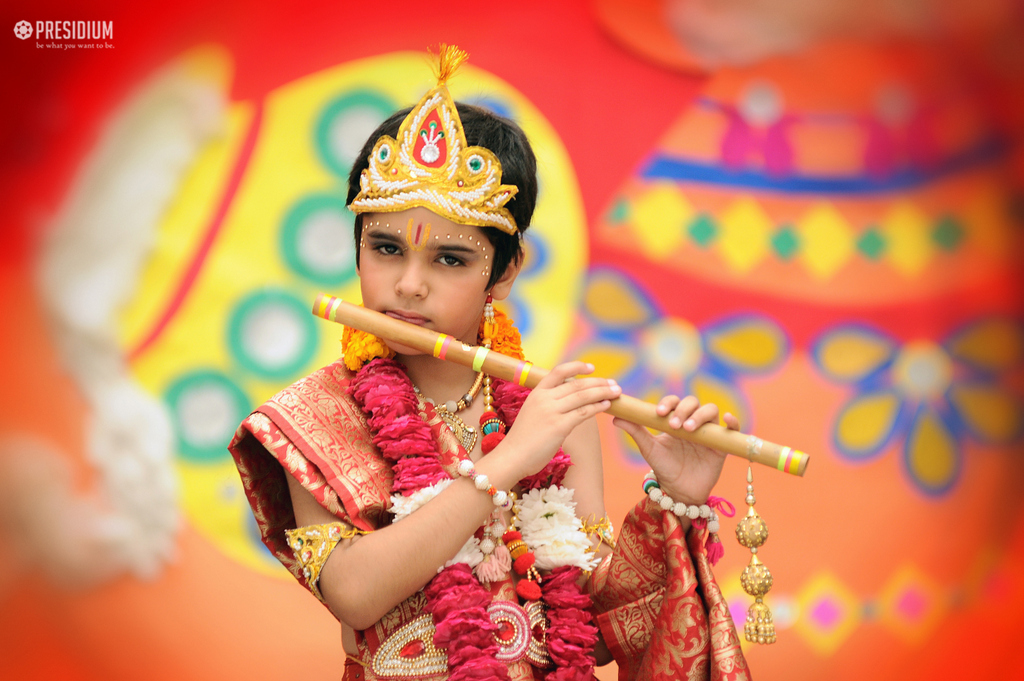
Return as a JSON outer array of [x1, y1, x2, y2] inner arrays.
[[313, 294, 808, 477]]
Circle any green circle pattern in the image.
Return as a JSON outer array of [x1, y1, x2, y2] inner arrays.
[[165, 370, 251, 463], [280, 193, 358, 286], [315, 89, 397, 178], [228, 289, 319, 380]]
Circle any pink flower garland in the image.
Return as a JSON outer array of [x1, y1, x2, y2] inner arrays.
[[424, 564, 507, 680], [352, 358, 505, 680], [350, 358, 596, 678], [350, 358, 447, 495], [542, 566, 599, 681]]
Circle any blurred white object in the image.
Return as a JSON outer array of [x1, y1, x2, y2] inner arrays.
[[22, 50, 227, 585]]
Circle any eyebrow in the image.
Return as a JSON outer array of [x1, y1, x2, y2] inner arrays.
[[365, 229, 481, 255], [365, 229, 402, 243]]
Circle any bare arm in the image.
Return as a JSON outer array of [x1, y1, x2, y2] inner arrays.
[[286, 450, 519, 630], [286, 361, 621, 631], [558, 416, 615, 666]]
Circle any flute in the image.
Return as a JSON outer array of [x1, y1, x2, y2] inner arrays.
[[312, 294, 808, 477]]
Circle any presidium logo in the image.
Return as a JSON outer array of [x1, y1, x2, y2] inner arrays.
[[14, 19, 114, 48]]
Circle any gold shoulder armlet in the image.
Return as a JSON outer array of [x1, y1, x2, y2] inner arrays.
[[582, 514, 617, 551], [285, 522, 370, 602]]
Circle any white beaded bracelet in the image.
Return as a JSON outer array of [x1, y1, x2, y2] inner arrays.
[[642, 470, 720, 533], [457, 459, 514, 510]]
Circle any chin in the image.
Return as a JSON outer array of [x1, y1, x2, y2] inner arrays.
[[386, 341, 425, 357]]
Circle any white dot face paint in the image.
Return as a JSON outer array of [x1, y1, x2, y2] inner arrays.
[[357, 207, 499, 353]]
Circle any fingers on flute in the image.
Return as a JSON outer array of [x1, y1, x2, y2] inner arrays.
[[723, 412, 741, 431], [611, 417, 652, 451], [537, 361, 594, 388], [655, 395, 681, 417], [664, 395, 700, 429], [562, 380, 620, 412], [552, 376, 617, 399], [685, 402, 720, 430]]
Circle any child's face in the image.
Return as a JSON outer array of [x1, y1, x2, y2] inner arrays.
[[357, 206, 516, 355]]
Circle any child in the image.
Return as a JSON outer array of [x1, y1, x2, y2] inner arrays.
[[229, 46, 750, 681]]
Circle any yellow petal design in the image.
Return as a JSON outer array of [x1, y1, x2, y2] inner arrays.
[[881, 201, 933, 276], [582, 269, 656, 331], [705, 316, 787, 373], [835, 391, 902, 457], [815, 327, 896, 383], [630, 183, 693, 261], [575, 342, 638, 383], [718, 197, 772, 272], [905, 409, 959, 494], [797, 202, 854, 279], [946, 319, 1024, 373], [689, 372, 749, 428], [948, 383, 1023, 443]]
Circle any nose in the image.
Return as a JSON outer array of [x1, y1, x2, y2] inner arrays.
[[395, 259, 428, 299]]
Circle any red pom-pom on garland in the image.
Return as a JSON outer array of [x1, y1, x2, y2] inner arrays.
[[516, 579, 542, 601], [513, 553, 535, 575], [481, 432, 504, 454]]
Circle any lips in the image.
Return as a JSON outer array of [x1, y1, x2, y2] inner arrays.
[[386, 310, 430, 326]]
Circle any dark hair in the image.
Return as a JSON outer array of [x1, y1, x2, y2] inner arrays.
[[346, 103, 538, 289]]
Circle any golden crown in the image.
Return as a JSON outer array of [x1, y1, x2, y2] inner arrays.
[[348, 46, 520, 235]]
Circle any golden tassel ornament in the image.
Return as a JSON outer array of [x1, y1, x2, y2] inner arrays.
[[431, 43, 469, 84], [736, 466, 776, 644]]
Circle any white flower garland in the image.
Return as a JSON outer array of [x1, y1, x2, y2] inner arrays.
[[389, 480, 452, 522], [517, 485, 600, 572], [18, 52, 225, 586], [389, 480, 483, 571], [390, 481, 600, 574]]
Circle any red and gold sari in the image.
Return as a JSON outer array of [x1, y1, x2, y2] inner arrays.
[[228, 358, 750, 680]]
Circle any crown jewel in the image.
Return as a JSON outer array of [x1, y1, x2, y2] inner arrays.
[[349, 45, 520, 235]]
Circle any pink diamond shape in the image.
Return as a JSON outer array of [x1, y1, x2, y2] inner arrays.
[[810, 597, 842, 630], [895, 587, 927, 621]]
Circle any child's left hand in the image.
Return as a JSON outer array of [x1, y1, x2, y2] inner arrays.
[[612, 395, 739, 507]]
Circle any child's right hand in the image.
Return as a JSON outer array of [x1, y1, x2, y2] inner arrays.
[[499, 361, 621, 478]]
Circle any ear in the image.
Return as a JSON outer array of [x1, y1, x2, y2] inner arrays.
[[354, 214, 364, 275], [489, 253, 521, 302]]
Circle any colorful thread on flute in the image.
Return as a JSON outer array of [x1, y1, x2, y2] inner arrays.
[[472, 347, 490, 372], [514, 362, 532, 386], [328, 297, 342, 321], [777, 447, 792, 473], [317, 295, 331, 318], [434, 335, 453, 360], [789, 451, 805, 474]]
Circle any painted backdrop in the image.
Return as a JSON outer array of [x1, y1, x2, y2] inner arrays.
[[1, 1, 1021, 680]]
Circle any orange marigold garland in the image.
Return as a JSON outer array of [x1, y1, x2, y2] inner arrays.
[[341, 318, 396, 371], [477, 306, 525, 359], [340, 303, 523, 372]]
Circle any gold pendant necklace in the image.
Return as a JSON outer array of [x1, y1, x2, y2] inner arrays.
[[436, 409, 478, 453], [414, 372, 485, 453]]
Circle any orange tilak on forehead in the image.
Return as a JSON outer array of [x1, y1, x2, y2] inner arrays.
[[405, 218, 431, 251]]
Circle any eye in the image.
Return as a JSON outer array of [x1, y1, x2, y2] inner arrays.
[[438, 254, 464, 267], [373, 243, 401, 256]]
